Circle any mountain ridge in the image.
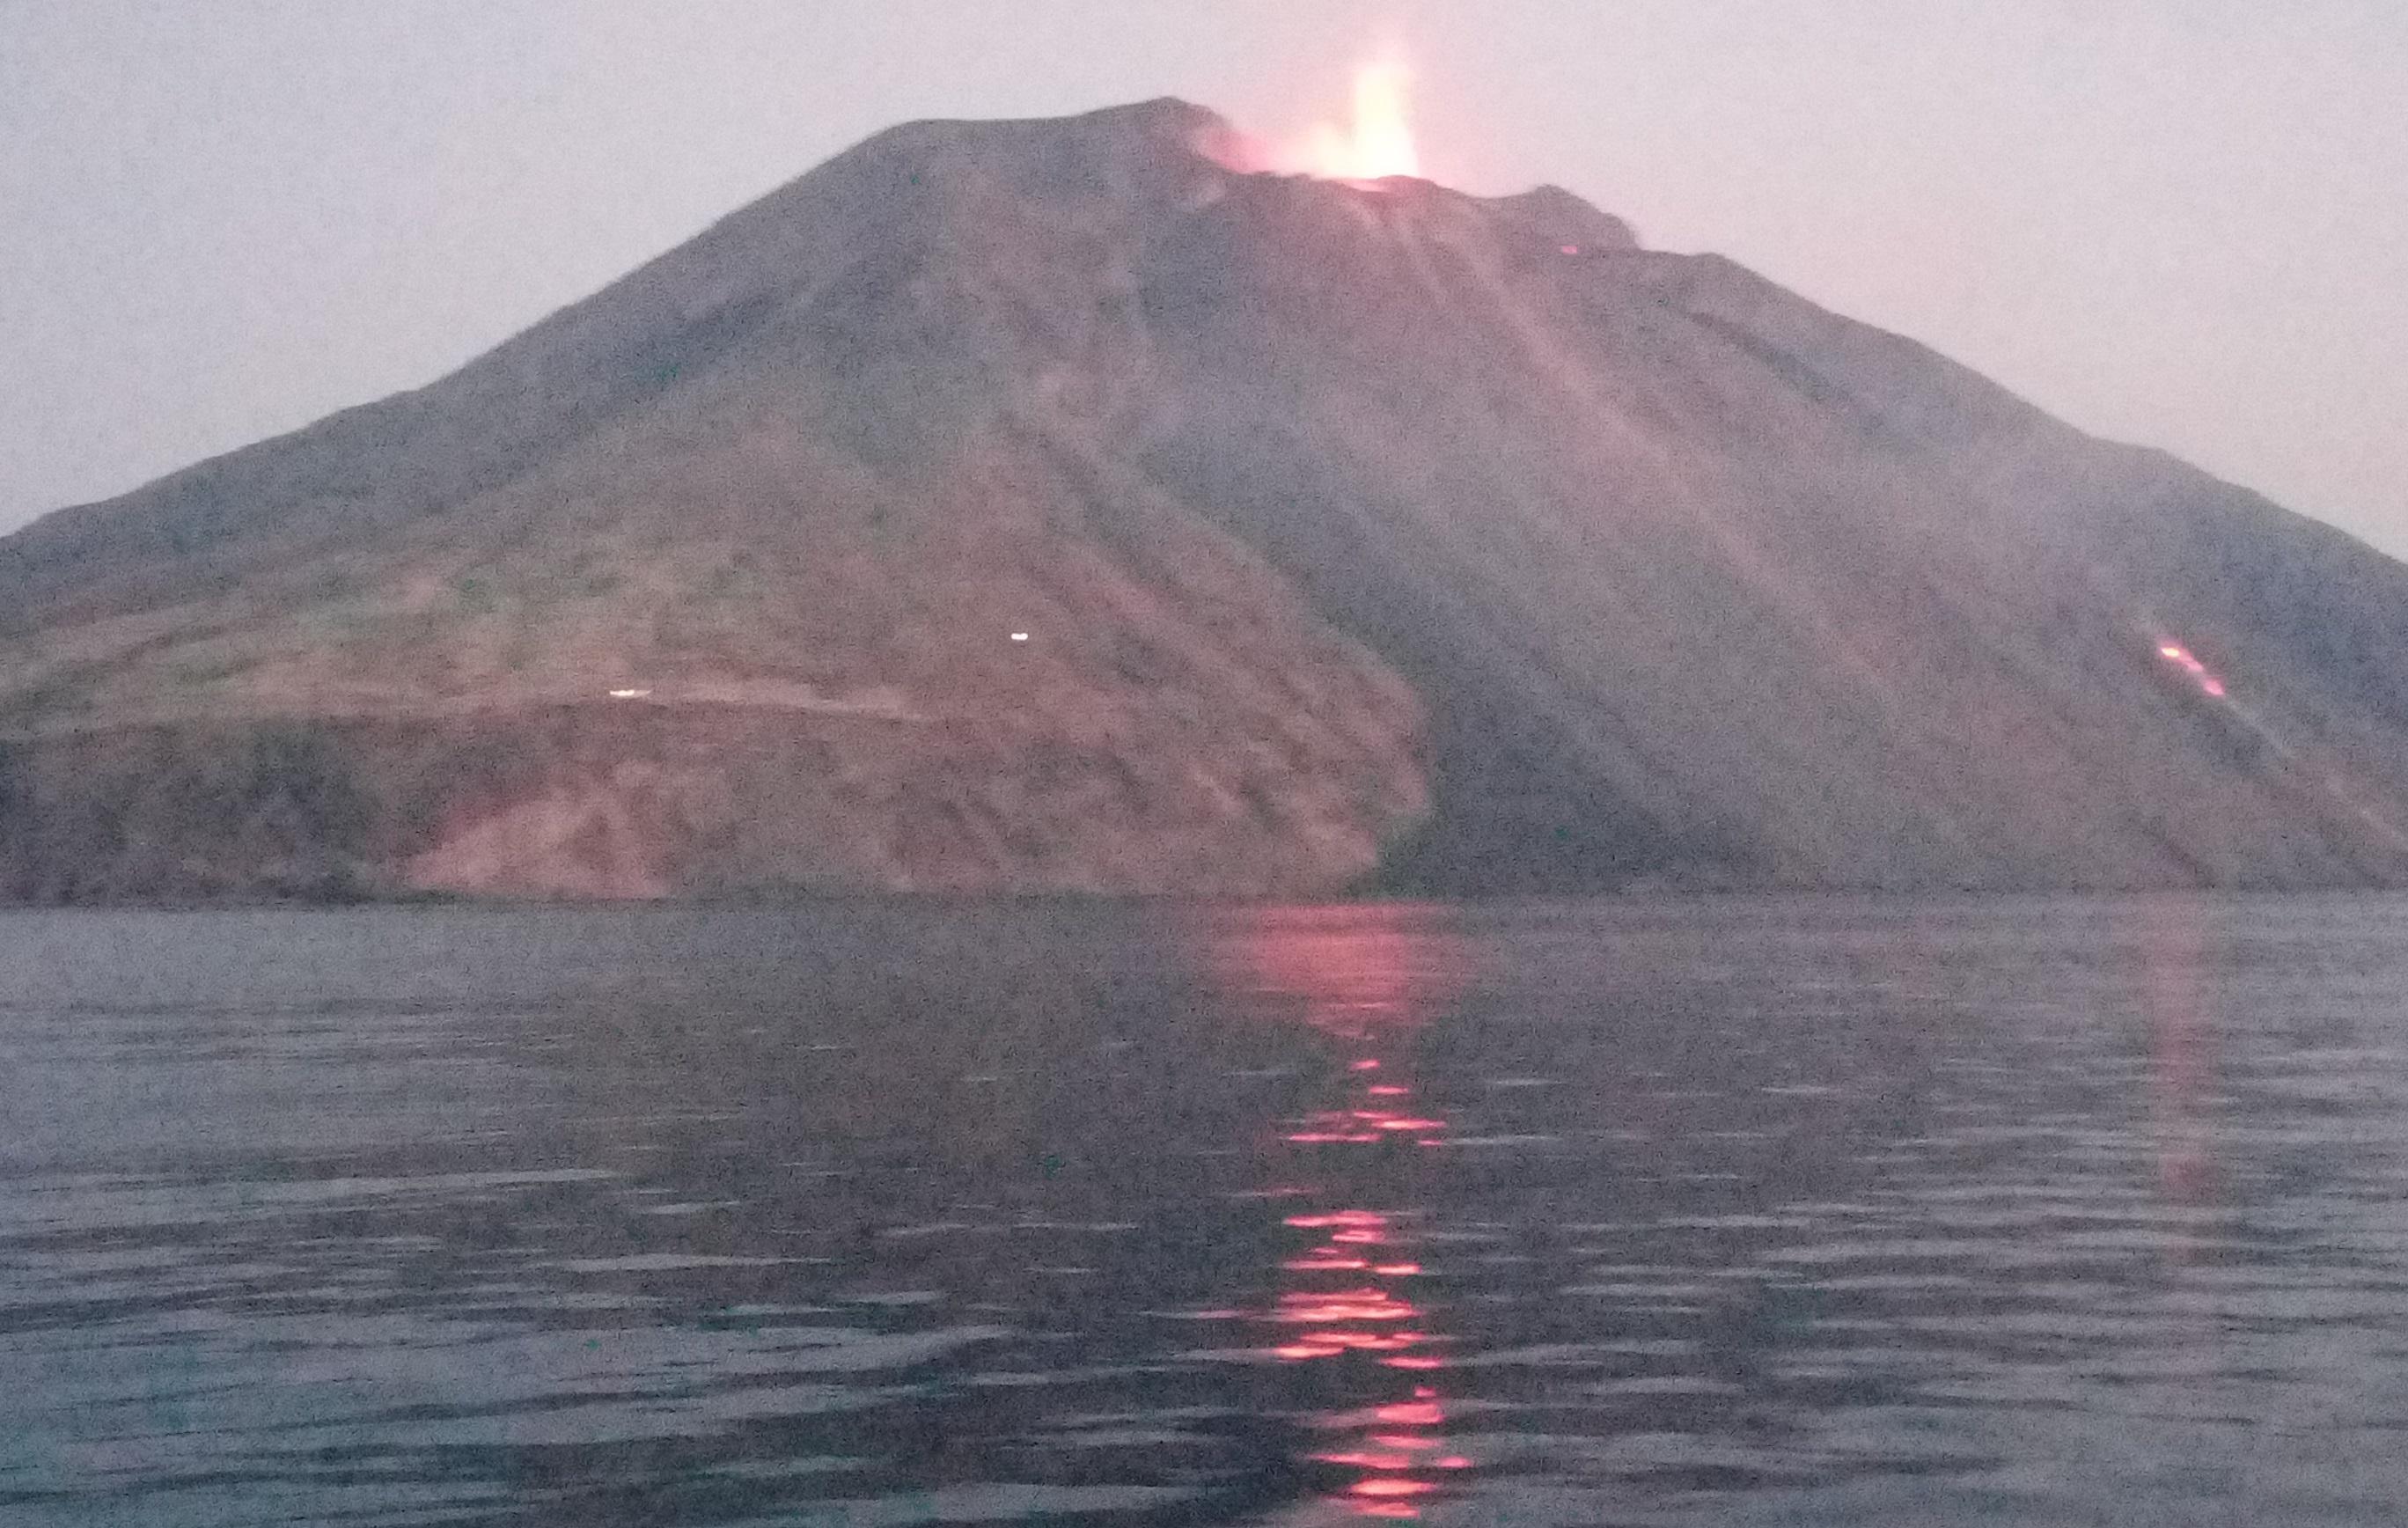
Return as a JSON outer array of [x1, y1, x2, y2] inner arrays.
[[6, 97, 2407, 900]]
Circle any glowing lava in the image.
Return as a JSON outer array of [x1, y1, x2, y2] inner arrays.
[[2155, 639, 2228, 699], [1296, 59, 1422, 182]]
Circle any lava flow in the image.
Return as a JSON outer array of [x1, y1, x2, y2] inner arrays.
[[2155, 638, 2228, 699]]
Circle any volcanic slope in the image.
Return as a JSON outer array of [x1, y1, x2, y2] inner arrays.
[[6, 98, 2408, 899]]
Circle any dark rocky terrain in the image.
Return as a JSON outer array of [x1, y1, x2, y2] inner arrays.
[[7, 98, 2408, 900]]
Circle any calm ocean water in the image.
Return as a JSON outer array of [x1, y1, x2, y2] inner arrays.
[[4, 895, 2408, 1525]]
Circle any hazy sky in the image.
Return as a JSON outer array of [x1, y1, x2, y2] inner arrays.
[[5, 2, 2404, 554]]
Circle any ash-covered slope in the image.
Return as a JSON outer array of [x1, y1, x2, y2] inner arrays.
[[5, 98, 2406, 900]]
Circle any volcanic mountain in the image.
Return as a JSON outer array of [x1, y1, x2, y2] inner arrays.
[[8, 98, 2408, 900]]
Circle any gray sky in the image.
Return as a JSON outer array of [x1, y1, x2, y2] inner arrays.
[[4, 1, 2404, 555]]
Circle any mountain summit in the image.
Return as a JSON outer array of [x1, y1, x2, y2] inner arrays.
[[8, 99, 2408, 900]]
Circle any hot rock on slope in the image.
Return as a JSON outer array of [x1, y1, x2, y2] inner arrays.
[[4, 99, 2407, 899]]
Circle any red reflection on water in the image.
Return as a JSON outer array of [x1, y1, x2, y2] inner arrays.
[[1374, 1397, 1445, 1427], [1212, 908, 1475, 1517], [1270, 1185, 1463, 1519], [1351, 1478, 1438, 1498], [1191, 906, 1479, 1518], [1316, 1451, 1418, 1469], [1279, 1289, 1421, 1324], [1285, 1096, 1449, 1147], [1208, 906, 1468, 1044]]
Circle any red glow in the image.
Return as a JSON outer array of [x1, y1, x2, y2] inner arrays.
[[1276, 1341, 1345, 1360], [1275, 1333, 1431, 1360], [1206, 906, 1466, 1042], [1285, 59, 1421, 183], [2154, 634, 2232, 701], [1278, 1291, 1420, 1323], [1284, 1106, 1447, 1144], [1351, 1479, 1438, 1499], [1200, 907, 1472, 1520]]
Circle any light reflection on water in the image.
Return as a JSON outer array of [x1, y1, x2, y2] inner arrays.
[[4, 896, 2408, 1524], [1220, 908, 1466, 1517]]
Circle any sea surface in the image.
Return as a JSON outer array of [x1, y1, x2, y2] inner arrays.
[[4, 895, 2408, 1526]]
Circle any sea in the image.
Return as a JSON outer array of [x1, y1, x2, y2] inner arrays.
[[4, 894, 2407, 1525]]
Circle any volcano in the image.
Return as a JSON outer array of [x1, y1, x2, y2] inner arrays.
[[8, 98, 2408, 900]]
